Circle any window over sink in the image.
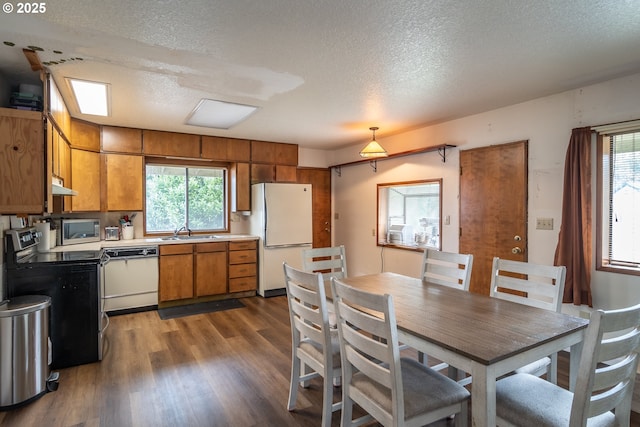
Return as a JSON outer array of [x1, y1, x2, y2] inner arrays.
[[145, 163, 228, 234]]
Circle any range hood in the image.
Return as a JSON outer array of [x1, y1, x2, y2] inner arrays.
[[51, 177, 77, 196]]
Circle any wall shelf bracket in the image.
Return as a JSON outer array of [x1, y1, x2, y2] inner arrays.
[[438, 146, 448, 163], [369, 160, 378, 172], [334, 165, 342, 177]]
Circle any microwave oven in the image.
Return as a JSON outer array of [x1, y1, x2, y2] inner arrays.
[[58, 218, 101, 246]]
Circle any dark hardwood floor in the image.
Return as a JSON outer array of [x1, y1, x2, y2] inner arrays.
[[1, 295, 638, 426]]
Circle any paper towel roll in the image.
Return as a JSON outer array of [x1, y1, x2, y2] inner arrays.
[[36, 223, 50, 252]]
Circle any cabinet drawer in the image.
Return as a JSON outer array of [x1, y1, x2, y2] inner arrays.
[[160, 243, 193, 255], [229, 263, 256, 278], [229, 240, 257, 251], [195, 242, 227, 253], [229, 250, 257, 264], [229, 276, 257, 292]]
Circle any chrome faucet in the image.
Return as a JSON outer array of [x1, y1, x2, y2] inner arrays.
[[173, 225, 186, 237]]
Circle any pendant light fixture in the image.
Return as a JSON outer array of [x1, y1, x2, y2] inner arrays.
[[359, 126, 388, 158]]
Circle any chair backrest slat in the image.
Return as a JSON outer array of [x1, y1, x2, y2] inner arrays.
[[421, 249, 473, 290], [302, 245, 347, 281], [490, 257, 566, 313]]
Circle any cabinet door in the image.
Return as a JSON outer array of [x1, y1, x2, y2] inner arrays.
[[275, 165, 297, 182], [251, 163, 274, 184], [105, 153, 143, 211], [143, 130, 200, 158], [71, 119, 100, 151], [102, 126, 142, 153], [275, 142, 298, 165], [159, 253, 194, 301], [250, 140, 275, 164], [231, 162, 250, 212], [0, 108, 44, 214], [70, 149, 101, 212], [200, 135, 228, 161], [59, 138, 71, 212], [195, 251, 228, 296]]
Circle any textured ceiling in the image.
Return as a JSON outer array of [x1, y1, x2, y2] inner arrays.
[[1, 0, 639, 150]]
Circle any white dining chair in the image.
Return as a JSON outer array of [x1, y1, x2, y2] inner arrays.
[[301, 245, 347, 281], [283, 263, 341, 427], [418, 249, 473, 376], [420, 249, 473, 291], [495, 303, 640, 426], [490, 257, 566, 383], [331, 277, 470, 427]]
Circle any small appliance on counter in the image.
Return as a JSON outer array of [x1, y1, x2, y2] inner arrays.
[[105, 227, 120, 241], [56, 218, 100, 246]]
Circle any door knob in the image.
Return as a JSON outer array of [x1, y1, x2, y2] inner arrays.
[[514, 235, 522, 241], [324, 228, 330, 233], [511, 246, 523, 254]]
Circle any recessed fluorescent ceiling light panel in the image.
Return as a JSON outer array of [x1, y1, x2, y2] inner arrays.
[[186, 99, 258, 129], [67, 78, 110, 116]]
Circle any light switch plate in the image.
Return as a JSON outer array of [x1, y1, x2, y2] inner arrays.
[[536, 217, 554, 230]]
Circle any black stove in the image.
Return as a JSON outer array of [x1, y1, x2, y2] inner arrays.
[[4, 227, 107, 369], [18, 250, 104, 265]]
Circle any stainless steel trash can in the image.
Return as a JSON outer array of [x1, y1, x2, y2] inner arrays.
[[0, 295, 51, 410]]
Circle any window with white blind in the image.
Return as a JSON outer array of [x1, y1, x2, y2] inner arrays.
[[597, 123, 640, 274]]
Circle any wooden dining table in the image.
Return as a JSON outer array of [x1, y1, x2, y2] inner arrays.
[[329, 272, 589, 427]]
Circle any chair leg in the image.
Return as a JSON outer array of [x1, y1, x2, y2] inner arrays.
[[549, 353, 558, 384], [287, 352, 300, 411], [341, 392, 353, 427], [321, 372, 334, 427], [418, 351, 427, 365]]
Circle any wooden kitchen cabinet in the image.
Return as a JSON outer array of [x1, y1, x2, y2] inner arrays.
[[69, 148, 101, 212], [71, 119, 100, 151], [228, 240, 257, 292], [104, 153, 143, 211], [251, 163, 274, 184], [159, 244, 194, 302], [275, 165, 297, 182], [201, 136, 251, 162], [0, 108, 44, 214], [195, 242, 228, 297], [143, 130, 200, 158], [101, 126, 142, 153], [231, 162, 251, 212]]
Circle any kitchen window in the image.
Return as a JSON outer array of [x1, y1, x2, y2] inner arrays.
[[377, 179, 442, 250], [597, 125, 640, 275], [145, 163, 227, 233]]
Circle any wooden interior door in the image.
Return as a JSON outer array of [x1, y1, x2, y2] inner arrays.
[[297, 168, 331, 248], [459, 141, 528, 295]]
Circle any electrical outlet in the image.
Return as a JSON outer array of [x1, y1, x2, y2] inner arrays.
[[536, 217, 554, 230], [334, 212, 339, 220], [372, 228, 376, 236]]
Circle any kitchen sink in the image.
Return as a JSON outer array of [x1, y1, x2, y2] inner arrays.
[[160, 235, 221, 241]]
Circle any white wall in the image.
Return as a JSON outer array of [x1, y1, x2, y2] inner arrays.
[[316, 71, 640, 314]]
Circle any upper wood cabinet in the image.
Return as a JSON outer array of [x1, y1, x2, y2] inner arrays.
[[104, 153, 143, 211], [102, 126, 142, 153], [69, 149, 101, 212], [251, 140, 297, 165], [201, 136, 251, 161], [231, 162, 251, 212], [47, 75, 70, 139], [70, 119, 100, 151], [143, 130, 200, 158], [251, 140, 275, 164], [0, 108, 44, 214], [275, 142, 298, 165]]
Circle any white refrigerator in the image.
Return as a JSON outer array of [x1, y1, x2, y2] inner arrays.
[[249, 183, 313, 296]]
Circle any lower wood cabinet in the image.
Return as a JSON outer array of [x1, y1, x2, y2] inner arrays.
[[159, 239, 257, 303], [195, 242, 228, 297], [229, 240, 257, 292], [159, 244, 194, 302]]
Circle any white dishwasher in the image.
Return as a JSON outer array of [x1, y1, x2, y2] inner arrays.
[[103, 246, 158, 314]]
